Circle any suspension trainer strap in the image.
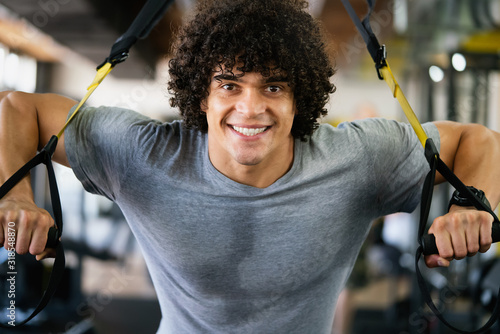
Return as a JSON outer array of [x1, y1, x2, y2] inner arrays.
[[340, 0, 381, 63], [415, 140, 500, 334], [341, 0, 500, 332], [61, 0, 175, 137], [57, 62, 114, 138], [0, 0, 174, 327], [98, 0, 175, 69], [340, 0, 428, 147]]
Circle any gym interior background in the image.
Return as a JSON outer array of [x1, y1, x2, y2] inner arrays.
[[0, 0, 499, 333]]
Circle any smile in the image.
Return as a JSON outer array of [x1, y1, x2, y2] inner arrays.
[[232, 126, 268, 136]]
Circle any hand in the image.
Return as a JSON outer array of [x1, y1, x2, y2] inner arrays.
[[424, 205, 493, 268], [0, 196, 55, 259]]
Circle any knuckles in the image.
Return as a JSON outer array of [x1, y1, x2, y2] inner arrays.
[[0, 199, 54, 255], [454, 248, 468, 260], [430, 209, 493, 261], [1, 201, 53, 228], [467, 243, 480, 255]]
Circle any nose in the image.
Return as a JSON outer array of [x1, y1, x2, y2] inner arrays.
[[235, 88, 266, 117]]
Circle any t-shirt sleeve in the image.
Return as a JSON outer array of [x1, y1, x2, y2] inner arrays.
[[64, 105, 157, 201], [355, 119, 440, 216]]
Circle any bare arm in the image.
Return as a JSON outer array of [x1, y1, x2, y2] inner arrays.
[[0, 91, 76, 257], [425, 121, 500, 267]]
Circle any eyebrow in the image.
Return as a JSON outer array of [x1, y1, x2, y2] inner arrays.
[[212, 74, 289, 83], [213, 74, 240, 82]]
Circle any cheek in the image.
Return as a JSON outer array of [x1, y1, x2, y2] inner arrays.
[[286, 106, 297, 127], [204, 106, 227, 133]]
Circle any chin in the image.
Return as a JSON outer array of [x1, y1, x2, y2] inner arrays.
[[233, 153, 264, 166], [235, 158, 262, 166]]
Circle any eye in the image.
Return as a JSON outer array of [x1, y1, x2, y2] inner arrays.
[[266, 85, 282, 93], [222, 83, 236, 91]]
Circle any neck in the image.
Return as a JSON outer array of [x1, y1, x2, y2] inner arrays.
[[225, 158, 294, 188], [208, 142, 295, 189]]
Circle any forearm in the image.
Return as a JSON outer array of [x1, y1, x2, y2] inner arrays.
[[425, 122, 500, 267], [0, 91, 75, 255], [0, 91, 39, 200]]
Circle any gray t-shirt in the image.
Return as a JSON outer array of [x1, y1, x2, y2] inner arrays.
[[65, 106, 440, 334]]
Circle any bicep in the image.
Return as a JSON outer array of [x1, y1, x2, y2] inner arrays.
[[35, 93, 77, 167], [433, 120, 479, 184]]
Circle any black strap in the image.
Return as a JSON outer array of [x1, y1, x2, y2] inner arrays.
[[98, 0, 175, 68], [340, 0, 500, 332], [0, 136, 65, 327], [0, 244, 65, 328], [340, 0, 386, 76]]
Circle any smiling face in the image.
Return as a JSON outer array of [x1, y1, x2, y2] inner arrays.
[[202, 68, 297, 187]]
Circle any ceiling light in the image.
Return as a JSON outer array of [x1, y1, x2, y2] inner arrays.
[[451, 53, 466, 72], [429, 65, 444, 83]]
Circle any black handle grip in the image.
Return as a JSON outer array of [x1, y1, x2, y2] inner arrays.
[[45, 226, 59, 248], [422, 223, 500, 255]]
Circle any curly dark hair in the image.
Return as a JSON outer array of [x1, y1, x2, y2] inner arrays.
[[168, 0, 336, 140]]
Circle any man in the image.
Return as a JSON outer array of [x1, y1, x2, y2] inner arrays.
[[1, 0, 499, 333]]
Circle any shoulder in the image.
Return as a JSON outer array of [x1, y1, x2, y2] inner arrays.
[[306, 119, 439, 157], [67, 105, 205, 157], [70, 105, 197, 140], [333, 118, 438, 145], [309, 118, 406, 146]]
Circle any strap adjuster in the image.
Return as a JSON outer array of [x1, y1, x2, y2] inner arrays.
[[375, 45, 387, 80], [97, 51, 129, 70]]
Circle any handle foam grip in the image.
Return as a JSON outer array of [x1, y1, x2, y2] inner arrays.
[[422, 223, 500, 255], [45, 227, 59, 248]]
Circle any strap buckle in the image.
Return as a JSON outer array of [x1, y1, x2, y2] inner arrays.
[[97, 51, 129, 70], [375, 44, 387, 80]]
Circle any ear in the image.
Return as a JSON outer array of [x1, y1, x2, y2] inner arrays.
[[200, 99, 208, 113]]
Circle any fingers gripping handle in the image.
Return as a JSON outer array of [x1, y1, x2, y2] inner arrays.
[[422, 221, 500, 256], [420, 161, 500, 256]]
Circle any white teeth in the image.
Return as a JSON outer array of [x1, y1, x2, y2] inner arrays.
[[232, 126, 267, 136]]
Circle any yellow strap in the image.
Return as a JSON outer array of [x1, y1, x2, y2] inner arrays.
[[378, 62, 428, 148], [56, 62, 114, 138]]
